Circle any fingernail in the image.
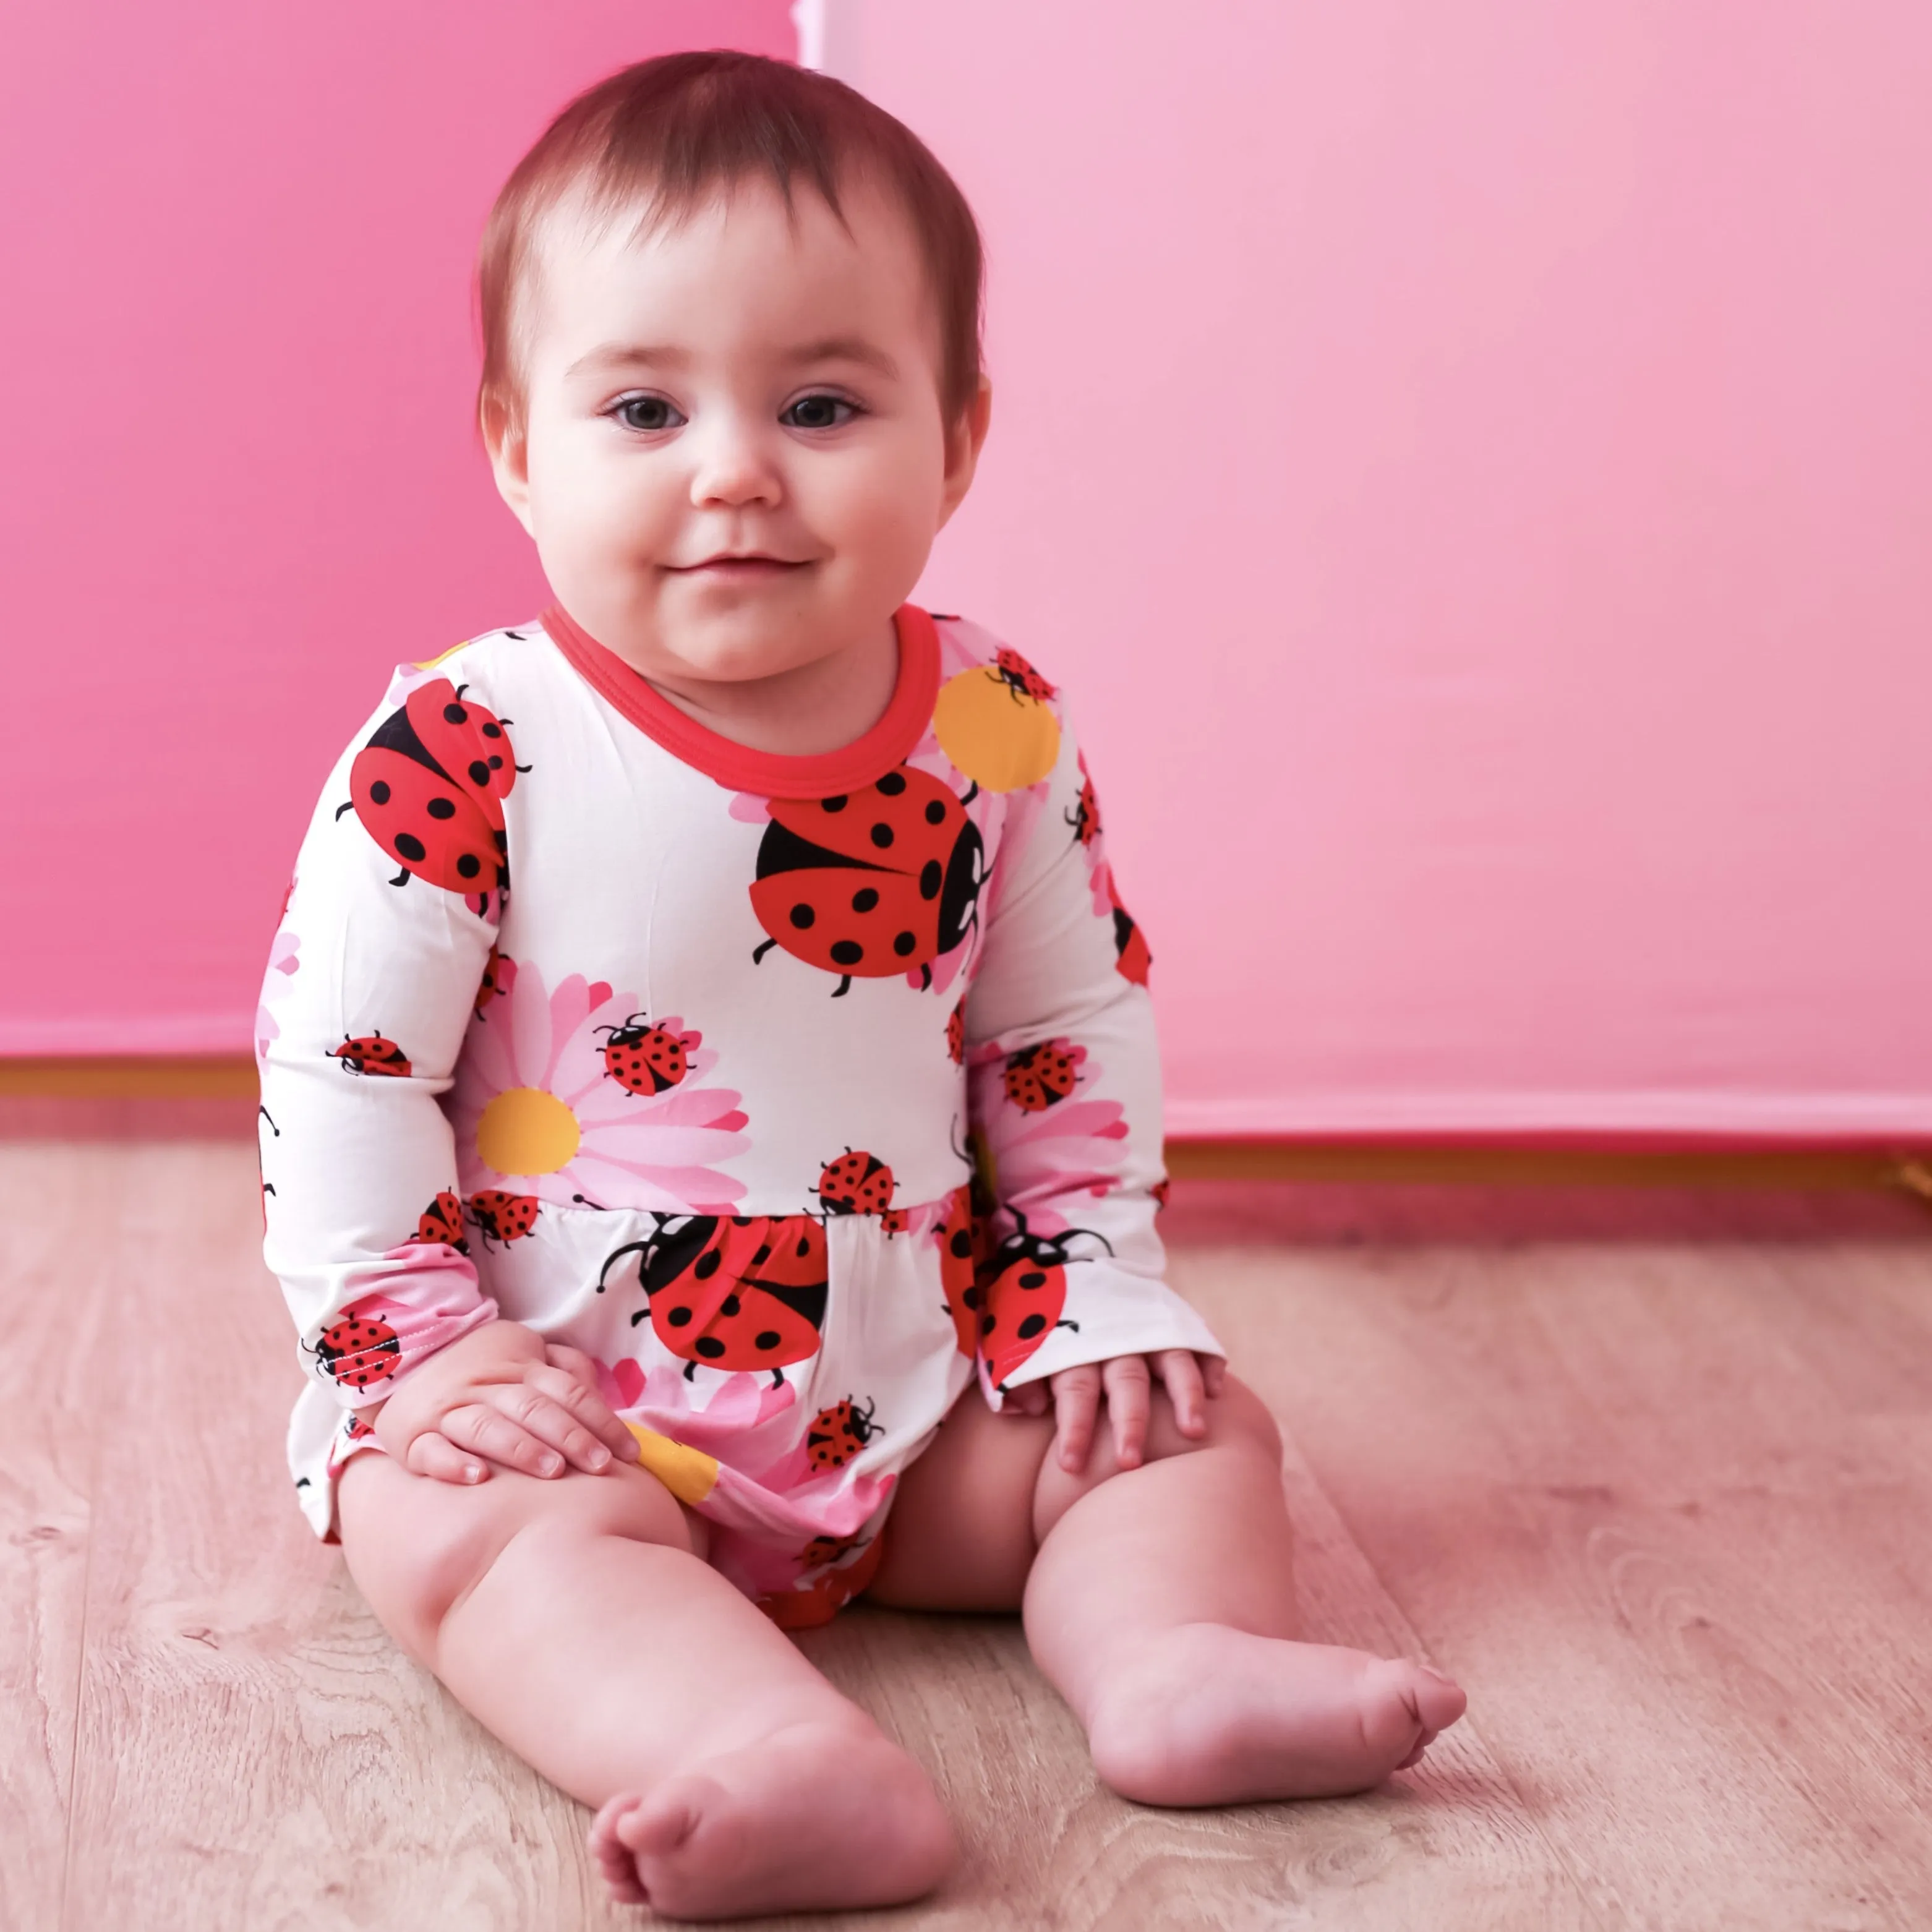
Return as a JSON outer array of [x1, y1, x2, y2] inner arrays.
[[588, 1447, 610, 1469], [541, 1453, 563, 1475], [464, 1464, 483, 1482]]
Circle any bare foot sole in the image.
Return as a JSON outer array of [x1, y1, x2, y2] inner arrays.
[[587, 1717, 956, 1920], [1084, 1622, 1467, 1807]]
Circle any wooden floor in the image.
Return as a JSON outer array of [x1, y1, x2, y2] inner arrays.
[[5, 1133, 1931, 1931]]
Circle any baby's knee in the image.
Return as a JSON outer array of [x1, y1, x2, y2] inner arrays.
[[337, 1455, 695, 1667]]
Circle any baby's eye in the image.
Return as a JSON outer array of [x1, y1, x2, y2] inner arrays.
[[613, 395, 685, 433], [781, 393, 858, 431]]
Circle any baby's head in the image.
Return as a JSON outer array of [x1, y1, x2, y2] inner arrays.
[[477, 51, 990, 686]]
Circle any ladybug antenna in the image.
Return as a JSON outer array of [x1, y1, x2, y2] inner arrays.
[[514, 763, 532, 774], [596, 1239, 654, 1293], [334, 800, 356, 820], [753, 938, 778, 965], [832, 975, 853, 998], [960, 780, 980, 806], [454, 683, 469, 699], [258, 1105, 280, 1137], [390, 868, 411, 889]]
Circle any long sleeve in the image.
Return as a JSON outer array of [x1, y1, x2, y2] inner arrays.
[[255, 658, 511, 1411], [962, 691, 1223, 1402]]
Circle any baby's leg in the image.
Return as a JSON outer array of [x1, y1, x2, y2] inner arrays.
[[870, 1376, 1464, 1807], [336, 1453, 954, 1919]]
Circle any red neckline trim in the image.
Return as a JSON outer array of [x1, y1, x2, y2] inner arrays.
[[541, 602, 941, 799]]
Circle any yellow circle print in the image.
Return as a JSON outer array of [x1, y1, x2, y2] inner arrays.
[[933, 666, 1061, 792], [476, 1086, 581, 1176]]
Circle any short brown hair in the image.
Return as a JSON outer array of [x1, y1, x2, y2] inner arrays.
[[477, 51, 985, 443]]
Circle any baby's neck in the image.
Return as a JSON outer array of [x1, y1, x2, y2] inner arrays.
[[636, 618, 900, 759]]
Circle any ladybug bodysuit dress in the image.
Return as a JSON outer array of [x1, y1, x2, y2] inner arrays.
[[257, 604, 1222, 1627]]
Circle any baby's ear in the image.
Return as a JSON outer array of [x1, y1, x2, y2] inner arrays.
[[479, 388, 536, 536], [939, 377, 993, 528]]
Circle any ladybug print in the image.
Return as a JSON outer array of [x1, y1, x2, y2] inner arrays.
[[335, 677, 524, 910], [814, 1149, 895, 1218], [330, 1032, 411, 1077], [474, 944, 505, 1017], [595, 1012, 691, 1096], [310, 1312, 402, 1391], [411, 1190, 469, 1253], [344, 1412, 377, 1442], [1067, 767, 1101, 848], [800, 1532, 862, 1570], [600, 1215, 829, 1382], [994, 647, 1056, 704], [750, 764, 985, 996], [466, 1190, 540, 1249], [980, 1216, 1114, 1391], [1107, 875, 1152, 987], [806, 1396, 881, 1472], [935, 1184, 980, 1355], [946, 999, 965, 1066], [1002, 1040, 1080, 1114], [879, 1208, 910, 1237], [1152, 1177, 1172, 1213]]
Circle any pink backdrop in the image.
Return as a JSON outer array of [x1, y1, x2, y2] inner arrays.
[[4, 2, 1928, 1143]]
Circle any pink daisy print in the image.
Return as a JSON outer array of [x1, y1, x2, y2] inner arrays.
[[969, 1039, 1128, 1227], [255, 929, 301, 1060], [447, 962, 750, 1213]]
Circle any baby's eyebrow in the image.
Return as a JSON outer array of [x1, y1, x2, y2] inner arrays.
[[562, 336, 900, 383], [786, 335, 900, 380]]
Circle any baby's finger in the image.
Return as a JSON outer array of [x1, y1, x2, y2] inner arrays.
[[440, 1399, 571, 1477], [1051, 1366, 1102, 1473], [492, 1382, 622, 1474], [1203, 1354, 1228, 1399], [1102, 1355, 1153, 1469], [524, 1361, 639, 1466], [405, 1429, 490, 1485], [1154, 1349, 1207, 1436], [1004, 1381, 1052, 1418]]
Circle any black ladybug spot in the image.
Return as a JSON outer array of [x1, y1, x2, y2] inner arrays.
[[821, 795, 848, 813], [755, 1330, 782, 1350], [964, 1286, 981, 1309], [1017, 1313, 1047, 1340], [395, 832, 427, 861], [752, 1245, 771, 1265], [720, 1294, 742, 1315], [444, 703, 468, 724], [877, 770, 907, 796], [482, 721, 501, 738], [951, 1230, 973, 1258], [695, 1336, 726, 1359], [489, 754, 503, 768], [468, 760, 491, 786], [870, 823, 895, 849], [980, 1312, 997, 1334], [920, 860, 942, 900], [695, 1250, 722, 1279], [893, 931, 917, 956], [732, 1215, 753, 1226], [456, 853, 481, 879], [369, 779, 391, 805], [790, 904, 816, 930], [668, 1306, 693, 1327], [925, 799, 946, 824], [1019, 1269, 1047, 1289], [426, 797, 457, 820], [796, 1236, 812, 1257], [830, 941, 863, 966], [852, 887, 879, 913]]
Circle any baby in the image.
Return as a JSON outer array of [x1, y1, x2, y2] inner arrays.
[[255, 51, 1465, 1921]]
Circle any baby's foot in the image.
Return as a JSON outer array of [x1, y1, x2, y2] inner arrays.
[[1084, 1622, 1466, 1808], [587, 1717, 955, 1920]]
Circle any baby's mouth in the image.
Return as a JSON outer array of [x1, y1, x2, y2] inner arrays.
[[670, 554, 811, 579]]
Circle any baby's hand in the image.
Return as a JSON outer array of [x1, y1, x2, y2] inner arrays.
[[356, 1319, 641, 1485], [1004, 1350, 1228, 1475]]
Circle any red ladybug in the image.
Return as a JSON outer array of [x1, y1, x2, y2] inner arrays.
[[330, 1032, 411, 1077], [596, 1012, 690, 1096], [994, 648, 1056, 704], [946, 999, 966, 1066], [474, 945, 505, 1017], [600, 1215, 828, 1382], [344, 1412, 377, 1442], [750, 765, 984, 996], [800, 1532, 861, 1569], [979, 1216, 1114, 1391], [411, 1190, 469, 1252], [311, 1311, 402, 1391], [815, 1150, 895, 1217], [1067, 766, 1101, 847], [1152, 1178, 1172, 1213], [336, 677, 523, 910], [806, 1396, 881, 1471], [1107, 875, 1152, 987], [935, 1184, 980, 1355], [1002, 1040, 1079, 1113], [466, 1190, 539, 1249]]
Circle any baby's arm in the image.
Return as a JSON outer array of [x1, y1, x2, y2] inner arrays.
[[962, 670, 1225, 1471], [257, 658, 635, 1483]]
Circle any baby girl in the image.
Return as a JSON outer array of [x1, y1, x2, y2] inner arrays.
[[255, 50, 1465, 1921]]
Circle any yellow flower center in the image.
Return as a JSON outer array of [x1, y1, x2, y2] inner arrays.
[[476, 1086, 580, 1176], [933, 666, 1062, 792]]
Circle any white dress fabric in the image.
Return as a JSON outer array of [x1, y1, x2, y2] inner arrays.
[[255, 602, 1221, 1625]]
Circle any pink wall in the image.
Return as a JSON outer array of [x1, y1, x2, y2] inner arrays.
[[4, 2, 1928, 1143], [0, 0, 793, 1052], [827, 1, 1932, 1140]]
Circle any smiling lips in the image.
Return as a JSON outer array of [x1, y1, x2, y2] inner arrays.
[[671, 554, 808, 576]]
